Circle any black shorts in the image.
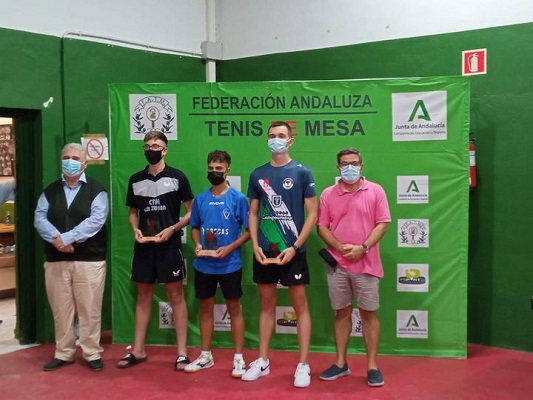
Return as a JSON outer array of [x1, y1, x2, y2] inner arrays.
[[131, 242, 186, 284], [194, 268, 243, 300], [253, 251, 310, 286]]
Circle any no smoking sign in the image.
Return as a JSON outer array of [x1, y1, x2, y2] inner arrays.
[[82, 135, 109, 162]]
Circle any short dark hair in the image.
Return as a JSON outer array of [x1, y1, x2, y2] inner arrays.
[[207, 150, 231, 165], [144, 131, 168, 145], [337, 148, 362, 165], [268, 121, 292, 137]]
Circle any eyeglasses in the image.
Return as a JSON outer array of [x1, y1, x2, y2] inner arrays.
[[339, 161, 361, 167], [143, 144, 166, 151]]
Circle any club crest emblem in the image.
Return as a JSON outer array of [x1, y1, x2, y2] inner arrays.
[[272, 195, 283, 207], [282, 178, 294, 190]]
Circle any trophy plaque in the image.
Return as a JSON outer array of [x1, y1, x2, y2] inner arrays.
[[264, 243, 281, 264], [142, 218, 160, 242], [199, 229, 219, 256], [264, 257, 282, 264], [197, 249, 218, 257]]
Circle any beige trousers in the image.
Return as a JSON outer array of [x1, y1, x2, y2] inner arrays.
[[44, 260, 106, 361]]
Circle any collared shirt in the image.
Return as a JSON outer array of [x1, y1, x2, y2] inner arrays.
[[34, 173, 109, 245], [317, 178, 391, 277]]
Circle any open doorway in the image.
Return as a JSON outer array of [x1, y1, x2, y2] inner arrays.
[[0, 117, 18, 350], [0, 108, 41, 348]]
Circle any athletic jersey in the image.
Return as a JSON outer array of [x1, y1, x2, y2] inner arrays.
[[190, 186, 249, 274], [247, 160, 316, 252], [126, 164, 193, 246]]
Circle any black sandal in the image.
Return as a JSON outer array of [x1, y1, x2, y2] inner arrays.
[[175, 355, 190, 371], [117, 353, 148, 369]]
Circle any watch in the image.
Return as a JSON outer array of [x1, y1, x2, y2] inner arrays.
[[292, 244, 300, 252], [362, 244, 370, 253]]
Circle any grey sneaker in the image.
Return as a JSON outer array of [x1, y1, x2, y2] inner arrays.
[[367, 368, 384, 387], [320, 363, 351, 381]]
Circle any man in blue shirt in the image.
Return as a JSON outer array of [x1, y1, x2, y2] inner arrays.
[[185, 150, 250, 378], [34, 143, 108, 372], [242, 121, 317, 388]]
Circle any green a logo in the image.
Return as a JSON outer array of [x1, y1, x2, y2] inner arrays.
[[406, 315, 419, 327], [408, 100, 431, 122], [406, 180, 420, 193]]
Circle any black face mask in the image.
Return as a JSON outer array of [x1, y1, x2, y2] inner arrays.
[[207, 171, 226, 186], [144, 150, 163, 165]]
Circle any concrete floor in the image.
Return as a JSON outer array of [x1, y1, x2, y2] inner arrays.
[[0, 296, 37, 355]]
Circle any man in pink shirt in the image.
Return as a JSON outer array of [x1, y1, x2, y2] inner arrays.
[[317, 148, 391, 387]]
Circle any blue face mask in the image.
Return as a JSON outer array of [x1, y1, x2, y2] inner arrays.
[[268, 138, 289, 154], [340, 165, 361, 184], [62, 159, 83, 177]]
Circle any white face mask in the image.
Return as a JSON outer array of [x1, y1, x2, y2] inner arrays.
[[340, 165, 361, 184], [268, 138, 289, 154]]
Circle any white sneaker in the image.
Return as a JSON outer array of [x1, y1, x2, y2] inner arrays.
[[241, 358, 270, 381], [232, 357, 246, 378], [184, 353, 214, 373], [294, 363, 311, 388]]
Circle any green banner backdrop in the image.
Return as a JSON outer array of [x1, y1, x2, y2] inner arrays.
[[109, 77, 469, 358]]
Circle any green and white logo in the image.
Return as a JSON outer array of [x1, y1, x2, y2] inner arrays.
[[397, 176, 429, 204], [214, 304, 232, 332], [397, 310, 428, 338], [392, 91, 447, 141]]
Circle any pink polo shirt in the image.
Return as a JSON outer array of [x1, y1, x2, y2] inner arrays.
[[317, 178, 391, 278]]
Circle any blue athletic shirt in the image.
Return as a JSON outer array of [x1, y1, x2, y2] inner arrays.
[[247, 160, 316, 253], [190, 186, 249, 274]]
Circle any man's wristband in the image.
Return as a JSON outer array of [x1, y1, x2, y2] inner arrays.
[[292, 244, 300, 252], [362, 243, 370, 253]]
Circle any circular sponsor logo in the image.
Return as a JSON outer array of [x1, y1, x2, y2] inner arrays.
[[282, 178, 294, 190]]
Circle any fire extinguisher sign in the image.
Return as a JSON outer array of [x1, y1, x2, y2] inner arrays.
[[462, 48, 487, 76]]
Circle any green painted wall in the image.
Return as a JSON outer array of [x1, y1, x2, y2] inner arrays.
[[218, 22, 533, 352], [0, 27, 204, 343], [3, 20, 533, 352]]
